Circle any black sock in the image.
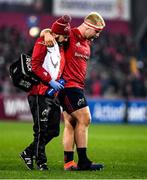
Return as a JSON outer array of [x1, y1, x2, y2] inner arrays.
[[77, 148, 89, 162], [64, 151, 74, 163]]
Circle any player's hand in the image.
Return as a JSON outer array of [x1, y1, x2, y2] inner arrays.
[[40, 28, 56, 47], [49, 80, 64, 91], [44, 32, 56, 47]]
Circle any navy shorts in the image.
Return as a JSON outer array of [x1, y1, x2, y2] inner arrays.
[[58, 88, 88, 114]]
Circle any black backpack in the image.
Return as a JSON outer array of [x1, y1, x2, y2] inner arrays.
[[9, 53, 40, 92]]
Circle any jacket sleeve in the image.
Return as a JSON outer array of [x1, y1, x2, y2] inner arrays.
[[31, 37, 52, 84]]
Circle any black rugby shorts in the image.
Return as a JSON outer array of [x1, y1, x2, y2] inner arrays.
[[58, 87, 88, 114]]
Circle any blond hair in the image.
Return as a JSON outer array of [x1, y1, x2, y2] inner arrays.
[[84, 12, 105, 30]]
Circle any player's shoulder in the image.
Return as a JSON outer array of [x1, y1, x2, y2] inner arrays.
[[71, 28, 84, 41], [35, 37, 45, 45], [70, 28, 80, 37]]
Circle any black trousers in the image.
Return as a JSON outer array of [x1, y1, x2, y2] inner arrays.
[[25, 95, 61, 165]]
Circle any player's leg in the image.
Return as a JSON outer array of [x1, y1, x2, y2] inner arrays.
[[59, 87, 104, 170], [72, 106, 91, 148], [71, 106, 104, 170], [71, 106, 91, 169], [61, 87, 104, 171], [58, 88, 78, 170], [62, 111, 77, 170]]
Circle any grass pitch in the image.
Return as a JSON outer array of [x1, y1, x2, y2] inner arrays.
[[0, 121, 147, 179]]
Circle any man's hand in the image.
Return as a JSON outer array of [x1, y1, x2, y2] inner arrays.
[[40, 28, 56, 47], [49, 80, 64, 91]]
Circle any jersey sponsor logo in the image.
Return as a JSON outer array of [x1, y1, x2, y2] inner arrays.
[[77, 98, 85, 106], [75, 52, 89, 61]]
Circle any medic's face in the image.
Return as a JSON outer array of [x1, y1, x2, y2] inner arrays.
[[55, 34, 69, 45]]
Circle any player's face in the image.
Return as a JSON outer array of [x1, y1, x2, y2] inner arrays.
[[84, 28, 102, 41]]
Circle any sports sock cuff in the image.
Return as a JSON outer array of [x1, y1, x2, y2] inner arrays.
[[64, 151, 74, 163]]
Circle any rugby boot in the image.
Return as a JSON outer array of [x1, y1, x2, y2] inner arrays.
[[19, 150, 33, 170], [64, 160, 78, 171], [78, 160, 104, 171]]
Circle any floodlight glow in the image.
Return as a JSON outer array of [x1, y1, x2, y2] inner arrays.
[[29, 26, 40, 37]]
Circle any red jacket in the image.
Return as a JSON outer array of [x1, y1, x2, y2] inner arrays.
[[29, 37, 65, 95]]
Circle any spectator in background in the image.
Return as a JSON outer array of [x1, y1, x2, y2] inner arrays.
[[0, 26, 34, 94], [90, 71, 102, 97]]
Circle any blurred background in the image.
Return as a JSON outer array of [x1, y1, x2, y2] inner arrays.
[[0, 0, 147, 123]]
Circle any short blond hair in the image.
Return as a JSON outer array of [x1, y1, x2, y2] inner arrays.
[[84, 12, 105, 30]]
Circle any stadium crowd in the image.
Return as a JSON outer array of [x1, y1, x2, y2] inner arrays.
[[0, 26, 35, 94], [0, 26, 147, 98]]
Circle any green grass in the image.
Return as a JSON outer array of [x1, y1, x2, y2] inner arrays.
[[0, 121, 147, 179]]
